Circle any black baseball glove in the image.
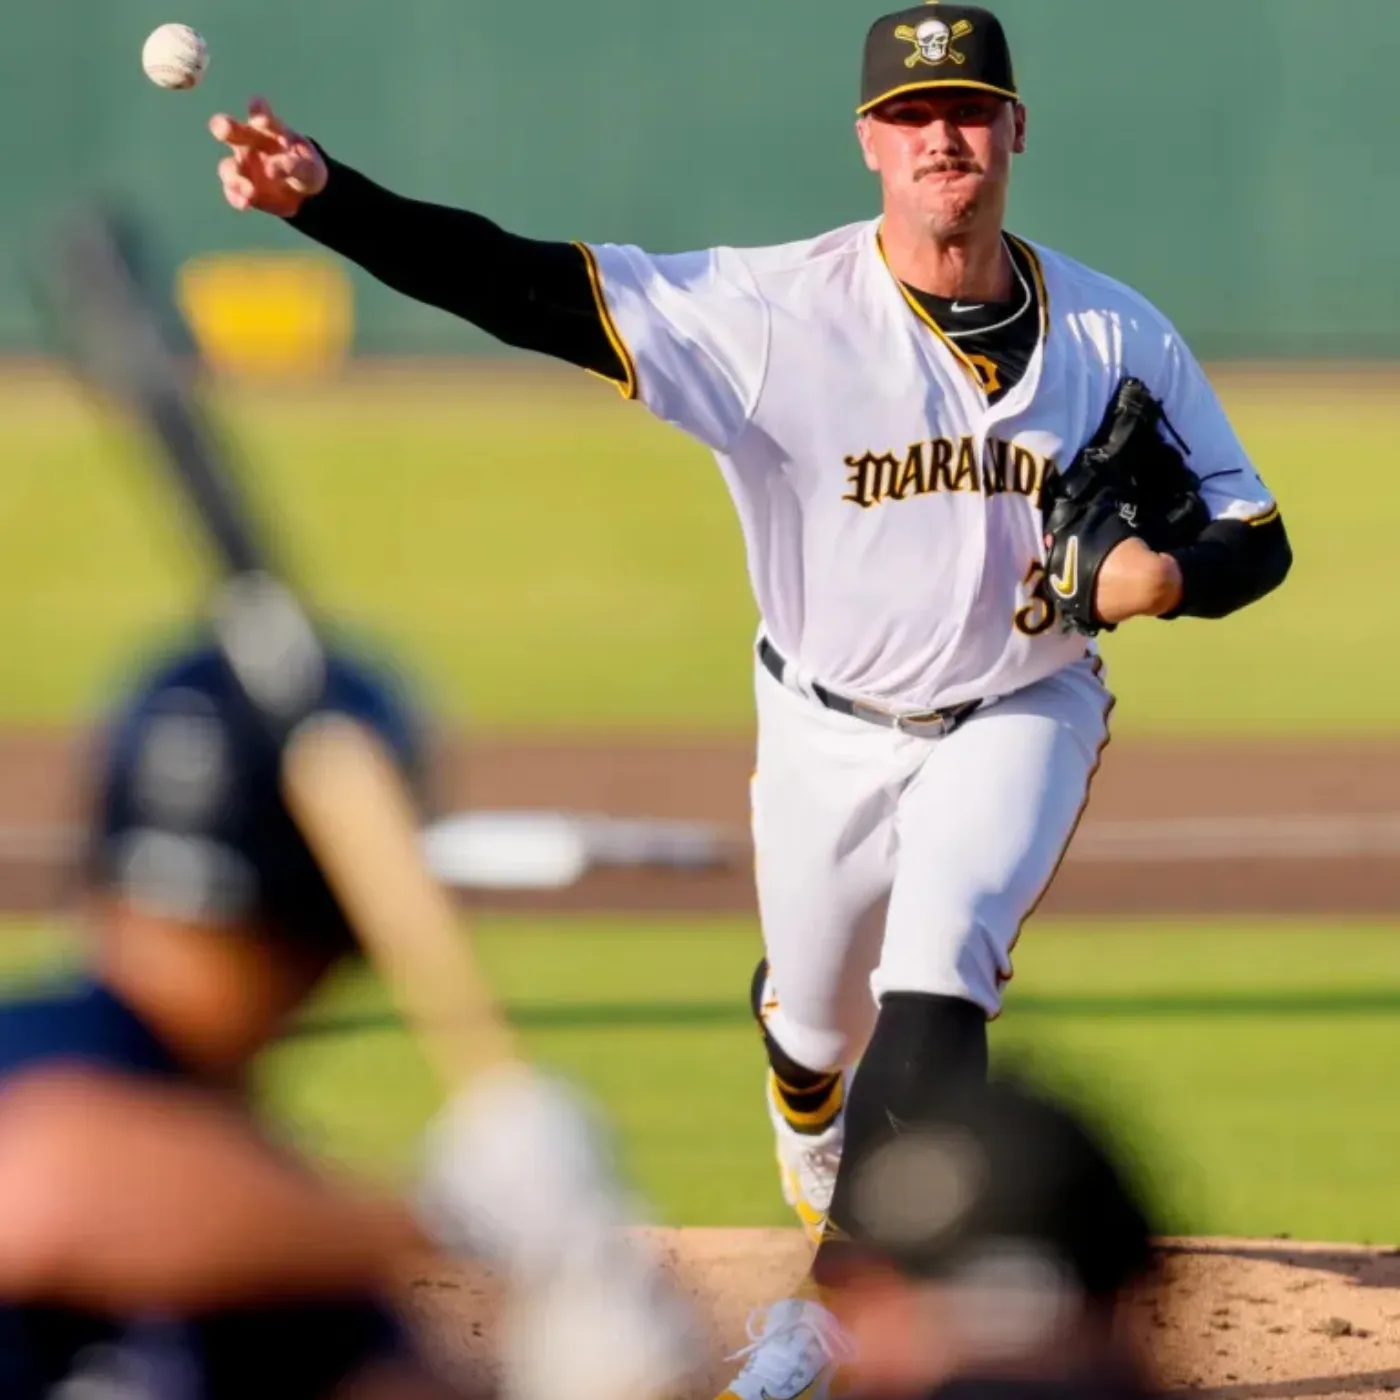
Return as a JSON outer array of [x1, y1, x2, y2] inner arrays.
[[1039, 377, 1210, 636]]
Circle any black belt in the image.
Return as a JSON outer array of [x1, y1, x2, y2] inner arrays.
[[758, 638, 982, 738]]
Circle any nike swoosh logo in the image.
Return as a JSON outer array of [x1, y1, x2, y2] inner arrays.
[[1049, 537, 1079, 598], [950, 300, 984, 313]]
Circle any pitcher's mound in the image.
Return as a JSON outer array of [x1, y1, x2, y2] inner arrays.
[[406, 1230, 1400, 1400]]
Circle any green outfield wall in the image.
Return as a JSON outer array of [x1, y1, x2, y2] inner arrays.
[[2, 0, 1389, 357]]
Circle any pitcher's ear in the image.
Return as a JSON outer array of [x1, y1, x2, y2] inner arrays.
[[855, 115, 880, 173]]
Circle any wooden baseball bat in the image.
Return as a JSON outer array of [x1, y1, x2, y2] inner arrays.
[[35, 209, 516, 1090], [281, 712, 514, 1082]]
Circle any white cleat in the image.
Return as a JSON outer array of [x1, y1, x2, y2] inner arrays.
[[717, 1298, 853, 1400], [767, 1071, 844, 1245]]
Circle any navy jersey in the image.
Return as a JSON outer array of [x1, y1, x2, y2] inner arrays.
[[35, 1301, 407, 1400], [0, 982, 171, 1397], [0, 985, 410, 1400], [0, 980, 180, 1081], [1, 1296, 407, 1400]]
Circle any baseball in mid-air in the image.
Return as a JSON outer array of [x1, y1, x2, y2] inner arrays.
[[142, 23, 209, 90]]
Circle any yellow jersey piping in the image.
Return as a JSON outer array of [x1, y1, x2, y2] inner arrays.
[[573, 241, 638, 401], [1005, 233, 1051, 342], [990, 654, 1114, 1017], [876, 228, 984, 391]]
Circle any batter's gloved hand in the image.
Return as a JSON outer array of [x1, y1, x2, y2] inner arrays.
[[1040, 377, 1211, 636], [413, 1064, 703, 1400]]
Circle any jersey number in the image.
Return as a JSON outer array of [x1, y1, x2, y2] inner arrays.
[[1014, 560, 1057, 637]]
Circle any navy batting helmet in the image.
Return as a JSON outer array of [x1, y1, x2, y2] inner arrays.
[[88, 631, 428, 954]]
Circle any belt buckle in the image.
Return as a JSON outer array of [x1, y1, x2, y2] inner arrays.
[[895, 709, 951, 737]]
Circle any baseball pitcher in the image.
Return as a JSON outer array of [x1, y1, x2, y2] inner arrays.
[[208, 4, 1291, 1395]]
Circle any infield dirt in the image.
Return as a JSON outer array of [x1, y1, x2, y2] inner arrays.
[[0, 730, 1396, 915], [406, 1230, 1400, 1400]]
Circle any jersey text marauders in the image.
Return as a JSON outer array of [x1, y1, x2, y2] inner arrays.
[[586, 221, 1275, 712]]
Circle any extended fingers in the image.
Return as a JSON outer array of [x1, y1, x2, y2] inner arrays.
[[212, 96, 321, 212], [217, 156, 255, 210], [247, 95, 288, 135], [208, 113, 284, 155]]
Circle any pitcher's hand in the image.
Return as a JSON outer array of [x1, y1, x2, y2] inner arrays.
[[210, 97, 327, 216], [1094, 536, 1184, 624]]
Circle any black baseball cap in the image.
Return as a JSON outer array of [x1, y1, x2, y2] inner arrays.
[[859, 4, 1019, 115], [840, 1074, 1155, 1303]]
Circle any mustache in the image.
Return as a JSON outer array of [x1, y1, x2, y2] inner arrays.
[[914, 158, 982, 180]]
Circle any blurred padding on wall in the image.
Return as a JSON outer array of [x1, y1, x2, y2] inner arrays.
[[1, 0, 1391, 358]]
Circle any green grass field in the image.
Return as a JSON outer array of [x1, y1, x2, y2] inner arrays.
[[0, 365, 1395, 733], [6, 915, 1399, 1243], [4, 363, 1393, 1246]]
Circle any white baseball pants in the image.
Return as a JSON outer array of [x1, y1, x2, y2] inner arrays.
[[752, 652, 1112, 1074]]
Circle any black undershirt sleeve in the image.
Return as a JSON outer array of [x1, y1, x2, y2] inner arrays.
[[285, 152, 626, 382], [1165, 512, 1292, 620], [281, 158, 1290, 623]]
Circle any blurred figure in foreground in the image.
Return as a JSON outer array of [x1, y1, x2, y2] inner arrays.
[[819, 1073, 1158, 1400], [0, 632, 692, 1399]]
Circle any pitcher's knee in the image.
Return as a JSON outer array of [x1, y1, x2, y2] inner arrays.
[[872, 912, 1011, 1016], [761, 1007, 849, 1076], [749, 956, 856, 1074]]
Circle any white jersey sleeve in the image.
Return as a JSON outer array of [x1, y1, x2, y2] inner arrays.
[[1154, 330, 1277, 526], [580, 242, 768, 452]]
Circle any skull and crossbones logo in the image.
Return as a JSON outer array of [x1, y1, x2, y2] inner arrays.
[[894, 16, 974, 67]]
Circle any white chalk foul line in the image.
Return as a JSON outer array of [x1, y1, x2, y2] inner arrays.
[[1067, 813, 1400, 862], [0, 812, 1398, 874]]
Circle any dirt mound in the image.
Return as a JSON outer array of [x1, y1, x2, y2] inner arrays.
[[405, 1230, 1400, 1400]]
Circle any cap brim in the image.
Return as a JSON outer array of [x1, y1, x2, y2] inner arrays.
[[857, 79, 1019, 115]]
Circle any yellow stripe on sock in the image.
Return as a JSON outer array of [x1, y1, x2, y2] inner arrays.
[[773, 1072, 844, 1132]]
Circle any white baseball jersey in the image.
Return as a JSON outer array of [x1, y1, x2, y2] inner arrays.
[[586, 221, 1276, 712]]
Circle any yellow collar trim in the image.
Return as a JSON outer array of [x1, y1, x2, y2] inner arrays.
[[875, 228, 1050, 393], [1005, 233, 1051, 343]]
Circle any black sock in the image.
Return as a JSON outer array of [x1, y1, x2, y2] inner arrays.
[[814, 992, 988, 1282]]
